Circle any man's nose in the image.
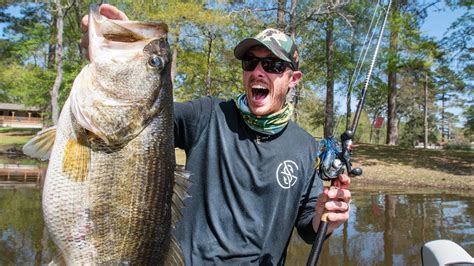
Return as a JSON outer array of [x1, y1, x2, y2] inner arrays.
[[252, 61, 266, 76]]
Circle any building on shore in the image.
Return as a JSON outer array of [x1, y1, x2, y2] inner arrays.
[[0, 103, 44, 128]]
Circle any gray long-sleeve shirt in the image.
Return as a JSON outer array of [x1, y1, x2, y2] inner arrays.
[[174, 97, 322, 265]]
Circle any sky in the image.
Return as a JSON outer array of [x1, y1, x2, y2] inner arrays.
[[420, 5, 465, 40]]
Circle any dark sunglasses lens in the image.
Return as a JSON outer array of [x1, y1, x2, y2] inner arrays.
[[242, 58, 259, 71], [261, 59, 287, 74], [242, 57, 289, 74]]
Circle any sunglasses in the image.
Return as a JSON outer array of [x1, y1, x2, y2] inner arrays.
[[242, 56, 294, 74]]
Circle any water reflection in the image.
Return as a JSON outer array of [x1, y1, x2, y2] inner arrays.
[[0, 188, 54, 265], [0, 187, 472, 265], [287, 189, 474, 266], [0, 155, 47, 187]]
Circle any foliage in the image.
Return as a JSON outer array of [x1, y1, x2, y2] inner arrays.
[[464, 104, 474, 141], [295, 89, 325, 137], [0, 0, 471, 146], [0, 62, 54, 108], [443, 142, 472, 151]]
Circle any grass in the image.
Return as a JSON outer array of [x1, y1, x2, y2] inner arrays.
[[351, 143, 474, 192], [0, 129, 44, 165], [0, 129, 39, 148]]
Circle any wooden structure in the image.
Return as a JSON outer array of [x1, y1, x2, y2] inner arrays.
[[0, 103, 44, 128], [0, 163, 44, 186]]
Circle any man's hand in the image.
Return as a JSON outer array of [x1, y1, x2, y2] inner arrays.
[[312, 174, 351, 235], [80, 4, 129, 60]]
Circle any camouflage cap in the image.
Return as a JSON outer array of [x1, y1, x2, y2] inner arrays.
[[234, 28, 299, 70]]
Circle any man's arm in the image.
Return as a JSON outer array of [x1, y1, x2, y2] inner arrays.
[[174, 98, 213, 150]]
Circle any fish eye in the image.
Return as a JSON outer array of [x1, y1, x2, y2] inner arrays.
[[148, 55, 164, 69]]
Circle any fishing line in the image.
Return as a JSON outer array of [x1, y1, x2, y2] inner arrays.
[[346, 0, 383, 107], [351, 0, 392, 133], [335, 0, 383, 138]]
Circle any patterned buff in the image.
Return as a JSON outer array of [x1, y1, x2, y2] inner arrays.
[[234, 93, 293, 135]]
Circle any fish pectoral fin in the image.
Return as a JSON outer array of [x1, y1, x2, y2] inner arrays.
[[164, 237, 185, 266], [63, 139, 91, 182], [47, 251, 67, 266], [22, 126, 57, 160], [171, 165, 192, 227]]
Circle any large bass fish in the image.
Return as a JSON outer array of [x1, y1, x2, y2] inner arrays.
[[23, 6, 188, 265]]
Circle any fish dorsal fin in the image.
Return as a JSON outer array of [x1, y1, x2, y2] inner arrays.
[[22, 126, 57, 160], [165, 237, 185, 266], [166, 165, 191, 265], [171, 165, 191, 227]]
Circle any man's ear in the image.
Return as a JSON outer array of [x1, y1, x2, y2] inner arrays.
[[289, 71, 303, 88]]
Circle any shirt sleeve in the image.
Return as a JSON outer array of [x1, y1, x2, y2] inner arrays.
[[174, 97, 213, 151], [295, 165, 323, 243]]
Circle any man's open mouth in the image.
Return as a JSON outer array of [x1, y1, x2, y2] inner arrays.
[[252, 85, 269, 101]]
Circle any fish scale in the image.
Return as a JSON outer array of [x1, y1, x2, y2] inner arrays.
[[23, 5, 187, 265]]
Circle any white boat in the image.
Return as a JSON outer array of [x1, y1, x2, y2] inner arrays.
[[422, 239, 474, 265]]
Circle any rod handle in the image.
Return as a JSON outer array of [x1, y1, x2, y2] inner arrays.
[[306, 214, 329, 266]]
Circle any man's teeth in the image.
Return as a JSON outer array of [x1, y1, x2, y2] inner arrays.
[[252, 85, 268, 92], [252, 85, 269, 100]]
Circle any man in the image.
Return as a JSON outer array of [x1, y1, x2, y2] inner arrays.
[[82, 4, 351, 265]]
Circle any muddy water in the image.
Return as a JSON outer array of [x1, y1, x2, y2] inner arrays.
[[0, 187, 472, 265], [287, 188, 473, 265]]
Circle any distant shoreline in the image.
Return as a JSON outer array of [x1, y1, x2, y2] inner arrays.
[[2, 132, 473, 193]]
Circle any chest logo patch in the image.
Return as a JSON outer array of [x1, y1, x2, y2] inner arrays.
[[276, 160, 299, 189]]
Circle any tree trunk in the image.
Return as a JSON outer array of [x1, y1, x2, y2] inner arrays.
[[205, 31, 215, 96], [51, 0, 64, 125], [290, 0, 298, 121], [171, 24, 181, 87], [369, 113, 378, 144], [324, 17, 335, 138], [289, 0, 297, 39], [441, 93, 446, 142], [386, 0, 399, 145], [73, 0, 84, 58], [277, 0, 286, 31], [46, 0, 56, 70], [423, 72, 429, 148]]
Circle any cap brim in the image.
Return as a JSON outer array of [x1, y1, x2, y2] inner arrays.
[[234, 38, 292, 63], [234, 38, 263, 60]]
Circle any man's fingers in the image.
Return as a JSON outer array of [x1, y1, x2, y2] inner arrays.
[[81, 15, 88, 32], [326, 211, 349, 223], [99, 4, 129, 20], [81, 4, 128, 34], [325, 200, 350, 212], [328, 188, 351, 202], [334, 174, 351, 188]]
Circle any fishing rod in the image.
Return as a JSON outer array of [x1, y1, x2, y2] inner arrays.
[[306, 0, 392, 265]]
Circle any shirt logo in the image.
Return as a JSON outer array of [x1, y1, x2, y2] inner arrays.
[[276, 160, 298, 189]]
